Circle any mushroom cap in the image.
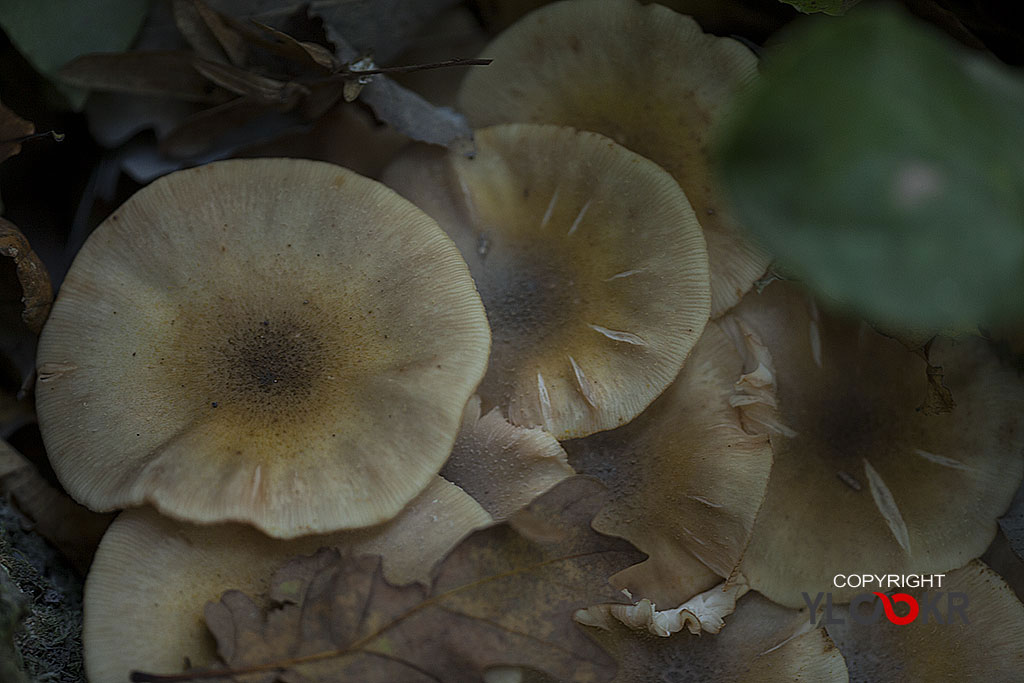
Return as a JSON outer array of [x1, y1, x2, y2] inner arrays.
[[732, 281, 1024, 607], [564, 322, 774, 606], [577, 592, 848, 682], [83, 478, 492, 683], [36, 158, 491, 536], [826, 560, 1024, 681], [457, 0, 768, 317], [441, 395, 574, 521], [383, 124, 710, 439]]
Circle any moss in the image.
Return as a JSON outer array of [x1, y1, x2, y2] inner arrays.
[[0, 498, 85, 683]]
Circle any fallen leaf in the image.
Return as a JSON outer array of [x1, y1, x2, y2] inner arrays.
[[133, 477, 643, 682], [0, 218, 53, 334], [172, 0, 249, 66], [0, 100, 34, 164], [203, 0, 460, 63], [83, 478, 490, 683], [60, 51, 229, 103]]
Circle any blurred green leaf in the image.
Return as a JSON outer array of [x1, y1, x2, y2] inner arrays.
[[716, 6, 1024, 331], [779, 0, 860, 16], [0, 0, 150, 109]]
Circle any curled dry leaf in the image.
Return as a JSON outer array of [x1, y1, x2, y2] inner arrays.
[[0, 218, 53, 334], [133, 477, 644, 683], [0, 99, 35, 164], [577, 593, 848, 682], [441, 395, 574, 521]]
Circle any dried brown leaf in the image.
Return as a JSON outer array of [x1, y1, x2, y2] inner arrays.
[[191, 58, 308, 105], [59, 51, 227, 103], [205, 0, 460, 64], [0, 218, 52, 334], [0, 99, 34, 164], [158, 96, 289, 159], [134, 477, 643, 683], [173, 0, 248, 66]]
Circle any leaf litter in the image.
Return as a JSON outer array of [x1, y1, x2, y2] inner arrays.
[[130, 477, 644, 683]]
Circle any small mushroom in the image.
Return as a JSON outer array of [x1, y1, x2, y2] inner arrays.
[[35, 158, 491, 537], [457, 0, 769, 317], [83, 478, 492, 683], [729, 281, 1024, 607], [383, 124, 710, 439]]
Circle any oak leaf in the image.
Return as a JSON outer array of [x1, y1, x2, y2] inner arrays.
[[134, 477, 644, 683]]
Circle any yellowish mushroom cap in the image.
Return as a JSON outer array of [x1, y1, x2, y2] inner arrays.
[[36, 158, 491, 537], [383, 124, 710, 439], [565, 322, 774, 606], [458, 0, 769, 317], [83, 478, 491, 683], [732, 281, 1024, 607]]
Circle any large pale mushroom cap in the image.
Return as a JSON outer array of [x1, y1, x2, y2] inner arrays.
[[383, 124, 710, 439], [458, 0, 769, 317], [564, 322, 774, 606], [83, 478, 491, 683], [36, 158, 491, 537], [732, 281, 1024, 607]]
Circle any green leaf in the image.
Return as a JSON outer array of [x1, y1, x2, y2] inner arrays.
[[0, 0, 150, 109], [715, 6, 1024, 331]]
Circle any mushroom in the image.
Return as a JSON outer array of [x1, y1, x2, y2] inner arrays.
[[457, 0, 769, 317], [728, 281, 1024, 607], [826, 560, 1024, 681], [83, 478, 492, 683], [35, 158, 491, 537], [383, 123, 710, 439], [441, 395, 574, 521], [564, 322, 774, 607], [576, 592, 848, 682]]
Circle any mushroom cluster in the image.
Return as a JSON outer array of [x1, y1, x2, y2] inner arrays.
[[27, 0, 1024, 680]]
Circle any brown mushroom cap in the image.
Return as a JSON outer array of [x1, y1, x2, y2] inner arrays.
[[383, 124, 710, 439], [731, 281, 1024, 607], [36, 158, 491, 537], [565, 322, 774, 606], [826, 560, 1024, 681], [458, 0, 768, 317], [83, 478, 491, 683]]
